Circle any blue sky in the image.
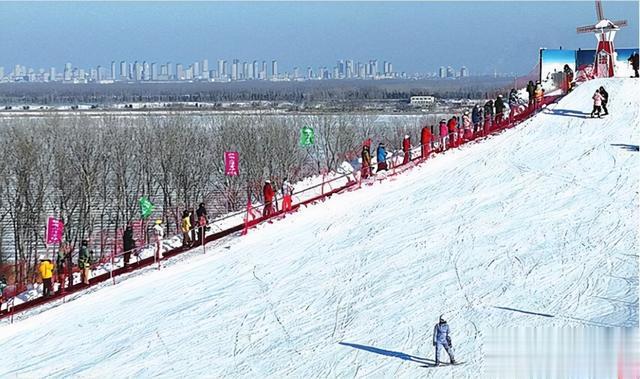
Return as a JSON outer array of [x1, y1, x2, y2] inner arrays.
[[0, 1, 637, 75]]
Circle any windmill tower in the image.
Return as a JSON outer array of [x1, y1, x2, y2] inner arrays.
[[576, 0, 627, 77]]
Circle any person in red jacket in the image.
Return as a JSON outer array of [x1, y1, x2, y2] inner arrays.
[[421, 125, 432, 159], [402, 135, 411, 164], [447, 117, 458, 148], [263, 180, 275, 217]]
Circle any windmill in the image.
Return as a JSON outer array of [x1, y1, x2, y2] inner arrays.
[[576, 0, 627, 77]]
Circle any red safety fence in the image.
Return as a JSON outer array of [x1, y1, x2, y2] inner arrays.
[[0, 94, 563, 322]]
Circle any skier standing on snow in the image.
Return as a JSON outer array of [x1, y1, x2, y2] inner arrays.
[[402, 135, 411, 164], [461, 110, 472, 141], [262, 180, 276, 217], [281, 178, 294, 212], [376, 142, 387, 171], [447, 116, 458, 148], [123, 224, 135, 268], [534, 81, 544, 108], [471, 104, 482, 135], [598, 86, 609, 116], [508, 89, 519, 117], [628, 51, 639, 78], [420, 126, 432, 159], [55, 247, 67, 293], [438, 119, 448, 151], [196, 202, 208, 244], [526, 80, 535, 108], [153, 219, 165, 259], [361, 145, 372, 179], [590, 89, 604, 118], [433, 314, 456, 366], [483, 100, 494, 133], [38, 256, 54, 297], [181, 210, 192, 247], [78, 240, 92, 285], [563, 64, 574, 92], [494, 95, 505, 126]]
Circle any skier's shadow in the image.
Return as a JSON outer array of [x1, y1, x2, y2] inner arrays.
[[339, 342, 436, 365], [544, 108, 590, 118]]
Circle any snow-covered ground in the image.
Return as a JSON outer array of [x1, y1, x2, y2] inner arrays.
[[0, 78, 638, 378]]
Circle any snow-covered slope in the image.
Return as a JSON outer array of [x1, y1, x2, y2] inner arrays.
[[1, 78, 638, 378]]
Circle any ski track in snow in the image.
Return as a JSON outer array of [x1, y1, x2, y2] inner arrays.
[[0, 78, 638, 378]]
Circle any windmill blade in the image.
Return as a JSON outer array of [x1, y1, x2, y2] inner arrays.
[[577, 24, 597, 33], [611, 20, 628, 28], [595, 0, 605, 21]]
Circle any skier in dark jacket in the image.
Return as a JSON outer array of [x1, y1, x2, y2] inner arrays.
[[484, 100, 494, 133], [78, 240, 92, 285], [598, 86, 609, 116], [494, 95, 505, 125], [123, 224, 135, 267], [563, 64, 574, 92], [629, 51, 639, 78], [196, 202, 208, 243], [526, 80, 535, 107], [471, 104, 482, 134], [433, 314, 456, 366], [376, 142, 387, 171]]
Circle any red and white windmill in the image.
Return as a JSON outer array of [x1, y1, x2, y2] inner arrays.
[[576, 0, 627, 77]]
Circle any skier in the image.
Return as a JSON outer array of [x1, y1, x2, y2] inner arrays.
[[0, 275, 6, 307], [78, 240, 92, 285], [433, 314, 456, 366], [483, 100, 494, 134], [471, 104, 482, 135], [361, 145, 372, 179], [420, 126, 432, 159], [534, 81, 543, 109], [123, 224, 135, 268], [438, 119, 448, 151], [263, 180, 275, 217], [376, 142, 388, 171], [494, 94, 505, 126], [38, 256, 54, 297], [196, 202, 208, 244], [55, 247, 67, 293], [461, 110, 472, 141], [563, 64, 574, 92], [281, 178, 294, 212], [526, 80, 535, 108], [153, 219, 165, 259], [599, 86, 609, 116], [628, 51, 639, 78], [181, 210, 192, 247], [590, 89, 603, 118], [508, 89, 518, 117], [447, 116, 458, 148], [402, 135, 411, 164]]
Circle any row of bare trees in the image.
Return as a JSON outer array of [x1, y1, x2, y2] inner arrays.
[[0, 113, 428, 284]]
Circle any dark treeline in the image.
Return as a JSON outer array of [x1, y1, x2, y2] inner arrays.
[[0, 77, 515, 105]]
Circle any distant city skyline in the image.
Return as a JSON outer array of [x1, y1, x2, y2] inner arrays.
[[0, 1, 638, 75]]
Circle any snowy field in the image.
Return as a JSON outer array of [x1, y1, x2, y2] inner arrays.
[[0, 78, 638, 378]]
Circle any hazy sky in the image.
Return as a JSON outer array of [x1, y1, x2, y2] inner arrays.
[[0, 1, 638, 75]]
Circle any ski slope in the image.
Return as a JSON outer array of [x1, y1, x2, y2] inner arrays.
[[1, 78, 638, 378]]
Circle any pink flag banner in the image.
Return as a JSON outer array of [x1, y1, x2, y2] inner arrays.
[[46, 217, 64, 245], [224, 151, 239, 176]]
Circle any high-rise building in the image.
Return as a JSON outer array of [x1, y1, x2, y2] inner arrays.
[[166, 62, 172, 78], [143, 61, 150, 80], [252, 60, 259, 80], [231, 59, 239, 81], [446, 66, 454, 78], [202, 59, 209, 79], [460, 66, 469, 78], [49, 67, 55, 81], [120, 61, 127, 80], [307, 66, 313, 79], [242, 61, 249, 80], [271, 60, 278, 79], [261, 61, 267, 80], [439, 66, 446, 78], [193, 61, 200, 78], [217, 59, 226, 78], [110, 61, 116, 80], [293, 66, 299, 79], [151, 63, 158, 80], [176, 63, 184, 80], [64, 62, 72, 81]]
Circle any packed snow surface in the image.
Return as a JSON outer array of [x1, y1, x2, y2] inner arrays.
[[1, 78, 638, 378]]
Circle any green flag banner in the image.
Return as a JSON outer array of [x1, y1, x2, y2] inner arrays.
[[139, 197, 154, 219], [300, 126, 314, 147]]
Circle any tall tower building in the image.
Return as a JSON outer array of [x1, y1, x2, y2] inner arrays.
[[202, 59, 209, 79], [151, 63, 158, 80], [460, 66, 469, 77], [218, 59, 226, 78], [271, 60, 278, 79], [439, 66, 446, 78], [231, 59, 239, 81], [176, 63, 184, 80]]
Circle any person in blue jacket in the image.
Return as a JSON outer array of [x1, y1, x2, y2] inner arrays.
[[433, 314, 456, 366], [471, 104, 483, 134], [376, 142, 387, 172]]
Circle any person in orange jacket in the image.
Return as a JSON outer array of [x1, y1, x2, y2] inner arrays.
[[38, 257, 54, 297], [263, 180, 275, 217], [421, 125, 432, 159], [402, 135, 411, 164], [447, 117, 458, 148]]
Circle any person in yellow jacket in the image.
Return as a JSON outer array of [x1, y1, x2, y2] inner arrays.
[[38, 256, 54, 297], [181, 210, 192, 248]]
